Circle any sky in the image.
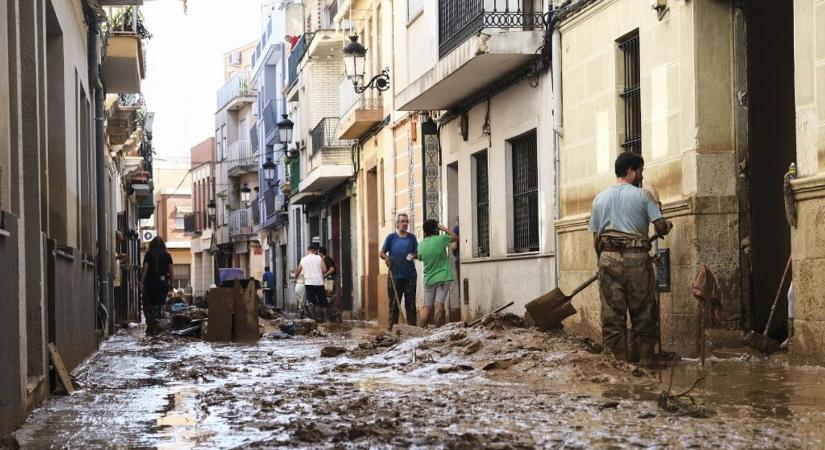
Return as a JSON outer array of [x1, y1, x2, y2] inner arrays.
[[141, 0, 270, 169]]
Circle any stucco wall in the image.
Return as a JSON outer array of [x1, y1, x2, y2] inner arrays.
[[556, 0, 741, 356]]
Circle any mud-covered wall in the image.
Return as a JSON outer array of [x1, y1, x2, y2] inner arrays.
[[556, 0, 742, 357], [790, 0, 825, 364]]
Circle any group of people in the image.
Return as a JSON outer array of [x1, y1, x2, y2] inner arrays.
[[378, 213, 460, 330], [292, 245, 337, 321], [139, 151, 672, 367]]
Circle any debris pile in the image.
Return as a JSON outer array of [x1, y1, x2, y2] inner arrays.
[[265, 318, 323, 339]]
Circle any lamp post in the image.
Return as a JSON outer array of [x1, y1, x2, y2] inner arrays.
[[277, 114, 294, 144], [207, 199, 216, 226], [240, 183, 252, 206], [343, 34, 390, 94], [262, 157, 277, 187]]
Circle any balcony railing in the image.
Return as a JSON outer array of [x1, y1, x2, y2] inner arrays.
[[251, 197, 261, 226], [438, 0, 544, 58], [289, 157, 301, 191], [229, 208, 253, 238], [311, 117, 354, 154], [226, 140, 257, 175], [262, 99, 279, 145], [217, 71, 253, 110], [249, 122, 259, 153], [287, 33, 311, 90]]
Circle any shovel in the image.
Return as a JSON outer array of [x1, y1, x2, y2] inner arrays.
[[526, 274, 599, 330], [744, 256, 791, 354]]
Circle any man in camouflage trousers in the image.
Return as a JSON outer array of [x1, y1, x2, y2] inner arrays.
[[589, 152, 672, 367]]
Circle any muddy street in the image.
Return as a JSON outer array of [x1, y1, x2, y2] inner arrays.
[[13, 320, 825, 449]]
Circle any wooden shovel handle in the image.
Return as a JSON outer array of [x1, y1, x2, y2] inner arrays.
[[568, 274, 599, 299], [763, 256, 792, 336]]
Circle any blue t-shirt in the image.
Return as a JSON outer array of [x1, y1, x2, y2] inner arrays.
[[588, 184, 663, 238], [262, 271, 276, 290], [382, 232, 418, 279]]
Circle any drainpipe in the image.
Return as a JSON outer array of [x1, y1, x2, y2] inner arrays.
[[551, 27, 562, 286], [87, 4, 109, 335]]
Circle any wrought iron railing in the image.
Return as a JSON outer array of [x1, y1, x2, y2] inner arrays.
[[216, 71, 253, 110], [226, 140, 257, 174], [311, 117, 355, 154], [229, 208, 253, 237], [438, 0, 544, 58], [339, 78, 382, 117], [288, 33, 311, 89]]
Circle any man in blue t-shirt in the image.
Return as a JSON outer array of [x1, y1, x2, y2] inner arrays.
[[262, 266, 276, 307], [380, 213, 418, 329]]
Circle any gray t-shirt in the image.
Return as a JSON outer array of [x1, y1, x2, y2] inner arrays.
[[588, 184, 663, 238]]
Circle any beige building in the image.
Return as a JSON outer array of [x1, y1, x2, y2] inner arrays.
[[155, 189, 193, 289], [392, 0, 555, 322], [284, 0, 359, 316], [554, 0, 796, 358], [791, 0, 825, 364], [214, 42, 264, 282]]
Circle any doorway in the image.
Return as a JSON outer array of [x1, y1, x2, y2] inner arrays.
[[366, 168, 379, 319], [736, 0, 795, 341], [446, 162, 460, 321]]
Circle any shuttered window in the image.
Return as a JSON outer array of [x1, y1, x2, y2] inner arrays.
[[511, 130, 539, 253]]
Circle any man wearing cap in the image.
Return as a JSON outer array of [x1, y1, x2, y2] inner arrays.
[[589, 152, 672, 366]]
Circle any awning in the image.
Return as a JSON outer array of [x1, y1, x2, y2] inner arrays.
[[288, 190, 323, 205]]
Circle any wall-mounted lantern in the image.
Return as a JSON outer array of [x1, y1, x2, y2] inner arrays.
[[343, 34, 390, 94]]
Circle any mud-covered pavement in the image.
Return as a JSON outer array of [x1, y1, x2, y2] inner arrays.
[[13, 318, 825, 449]]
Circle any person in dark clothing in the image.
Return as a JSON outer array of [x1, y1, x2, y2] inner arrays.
[[262, 266, 276, 307], [319, 247, 340, 322], [141, 236, 174, 336], [380, 213, 418, 329]]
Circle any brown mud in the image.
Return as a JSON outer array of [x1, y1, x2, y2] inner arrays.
[[12, 319, 825, 449]]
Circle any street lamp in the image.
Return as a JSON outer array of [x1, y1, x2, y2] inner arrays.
[[277, 114, 294, 143], [343, 34, 390, 94], [240, 183, 252, 205], [207, 199, 216, 224], [262, 157, 277, 186]]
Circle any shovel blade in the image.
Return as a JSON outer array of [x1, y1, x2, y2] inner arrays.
[[526, 288, 578, 330]]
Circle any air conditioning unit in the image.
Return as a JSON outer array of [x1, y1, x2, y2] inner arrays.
[[141, 229, 157, 244]]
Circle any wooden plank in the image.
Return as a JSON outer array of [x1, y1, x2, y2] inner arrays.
[[205, 288, 233, 342], [48, 343, 75, 394]]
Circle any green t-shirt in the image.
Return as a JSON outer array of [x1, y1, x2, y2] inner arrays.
[[418, 234, 454, 287]]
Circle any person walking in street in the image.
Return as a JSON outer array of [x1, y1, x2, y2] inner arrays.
[[293, 244, 328, 322], [418, 219, 458, 328], [319, 247, 340, 322], [380, 213, 419, 329], [589, 152, 672, 367], [262, 266, 276, 308], [140, 236, 174, 336]]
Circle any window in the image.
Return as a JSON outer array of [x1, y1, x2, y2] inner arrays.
[[510, 131, 539, 253], [474, 151, 490, 257], [619, 31, 641, 154], [175, 216, 185, 230], [408, 0, 423, 21], [172, 264, 191, 290]]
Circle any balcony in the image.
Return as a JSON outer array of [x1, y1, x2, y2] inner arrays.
[[295, 117, 354, 198], [229, 208, 254, 241], [101, 15, 145, 93], [396, 0, 546, 111], [217, 71, 255, 111], [338, 79, 384, 139], [262, 99, 279, 145], [226, 140, 257, 177], [286, 33, 310, 99], [306, 29, 346, 60]]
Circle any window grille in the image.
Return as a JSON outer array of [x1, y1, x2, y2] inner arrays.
[[511, 130, 539, 253], [474, 151, 490, 257], [619, 32, 641, 154]]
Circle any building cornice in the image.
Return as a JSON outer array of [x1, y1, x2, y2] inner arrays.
[[791, 173, 825, 201]]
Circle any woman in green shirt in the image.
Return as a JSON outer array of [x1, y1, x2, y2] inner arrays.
[[418, 219, 458, 328]]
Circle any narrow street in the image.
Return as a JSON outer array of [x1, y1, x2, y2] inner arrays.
[[14, 319, 825, 449]]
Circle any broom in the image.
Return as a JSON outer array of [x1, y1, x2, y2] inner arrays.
[[744, 256, 791, 354]]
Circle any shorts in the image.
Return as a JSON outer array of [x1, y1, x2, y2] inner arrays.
[[305, 284, 327, 306], [424, 281, 451, 306]]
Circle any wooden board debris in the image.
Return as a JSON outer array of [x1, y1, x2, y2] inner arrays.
[[48, 343, 75, 394]]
